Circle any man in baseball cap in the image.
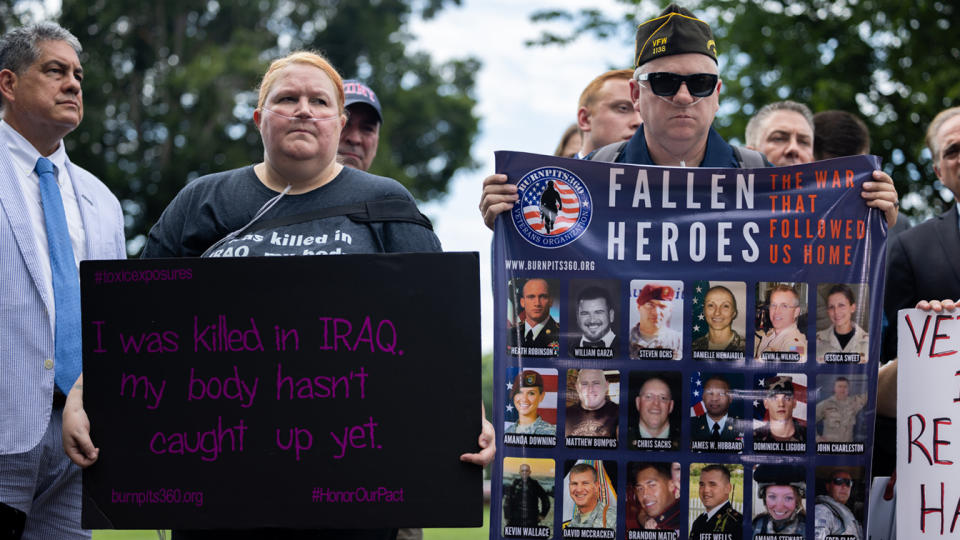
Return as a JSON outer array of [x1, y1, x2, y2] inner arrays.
[[629, 283, 681, 359], [338, 79, 383, 172], [479, 3, 898, 230]]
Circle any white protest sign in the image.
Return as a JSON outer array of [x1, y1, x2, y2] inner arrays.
[[898, 308, 960, 537]]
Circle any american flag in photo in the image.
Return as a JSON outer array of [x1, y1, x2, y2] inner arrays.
[[690, 371, 707, 417], [562, 460, 618, 523], [505, 367, 559, 425], [522, 180, 581, 235], [690, 281, 710, 342], [753, 373, 807, 422]]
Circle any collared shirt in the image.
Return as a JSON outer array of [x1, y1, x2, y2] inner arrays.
[[706, 414, 729, 434], [1, 120, 85, 330], [524, 319, 548, 341], [755, 323, 807, 355], [637, 421, 671, 439], [579, 330, 615, 348], [617, 124, 740, 168], [703, 499, 728, 521]]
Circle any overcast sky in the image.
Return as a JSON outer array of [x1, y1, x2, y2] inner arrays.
[[412, 0, 633, 351]]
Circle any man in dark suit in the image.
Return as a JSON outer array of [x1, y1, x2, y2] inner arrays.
[[509, 278, 559, 352], [690, 464, 742, 539], [691, 376, 740, 442], [878, 106, 960, 477], [569, 286, 618, 358], [884, 105, 960, 361]]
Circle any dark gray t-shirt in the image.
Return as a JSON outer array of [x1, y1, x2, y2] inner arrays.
[[150, 166, 439, 540], [143, 165, 441, 257]]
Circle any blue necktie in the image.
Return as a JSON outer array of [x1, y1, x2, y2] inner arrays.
[[36, 157, 81, 394]]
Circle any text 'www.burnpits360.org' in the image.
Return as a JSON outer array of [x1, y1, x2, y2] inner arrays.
[[111, 488, 204, 507]]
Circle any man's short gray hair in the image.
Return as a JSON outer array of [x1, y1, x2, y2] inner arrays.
[[927, 106, 960, 166], [0, 22, 81, 108], [745, 100, 814, 148]]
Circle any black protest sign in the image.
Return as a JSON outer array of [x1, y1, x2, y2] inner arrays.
[[80, 253, 482, 529]]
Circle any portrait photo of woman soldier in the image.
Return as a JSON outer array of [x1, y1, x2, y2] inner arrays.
[[755, 282, 809, 361], [504, 368, 557, 438], [567, 280, 620, 359], [814, 466, 865, 540], [752, 464, 807, 536], [691, 281, 747, 357], [815, 374, 869, 444], [502, 457, 555, 537], [815, 283, 870, 364]]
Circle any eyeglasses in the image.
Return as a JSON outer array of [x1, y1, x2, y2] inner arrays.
[[830, 477, 854, 487], [637, 72, 719, 97]]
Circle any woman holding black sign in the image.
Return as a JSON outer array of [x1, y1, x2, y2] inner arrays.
[[62, 51, 494, 540]]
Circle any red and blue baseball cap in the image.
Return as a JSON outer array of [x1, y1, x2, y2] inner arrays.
[[343, 79, 383, 123]]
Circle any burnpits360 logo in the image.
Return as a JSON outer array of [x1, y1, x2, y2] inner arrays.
[[510, 167, 592, 248]]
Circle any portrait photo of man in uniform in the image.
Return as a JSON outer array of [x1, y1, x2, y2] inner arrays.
[[690, 372, 744, 450], [504, 367, 557, 439], [561, 460, 617, 533], [626, 461, 681, 535], [815, 374, 869, 444], [689, 463, 743, 540], [628, 371, 681, 450], [691, 280, 747, 358], [507, 277, 560, 356], [814, 466, 864, 540], [564, 369, 620, 441], [753, 373, 807, 446], [502, 457, 555, 537], [568, 280, 620, 358], [815, 283, 870, 364], [629, 280, 683, 360], [755, 282, 808, 361]]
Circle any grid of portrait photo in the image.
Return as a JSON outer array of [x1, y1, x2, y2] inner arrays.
[[497, 277, 875, 540]]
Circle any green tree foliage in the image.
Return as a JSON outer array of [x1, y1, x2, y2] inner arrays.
[[1, 0, 479, 253], [528, 0, 959, 217], [481, 351, 493, 433]]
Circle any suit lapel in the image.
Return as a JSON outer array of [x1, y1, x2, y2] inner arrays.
[[934, 205, 960, 285], [0, 131, 54, 313], [65, 159, 101, 259]]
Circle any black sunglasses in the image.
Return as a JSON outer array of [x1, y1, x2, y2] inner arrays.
[[830, 477, 854, 487], [637, 72, 719, 98]]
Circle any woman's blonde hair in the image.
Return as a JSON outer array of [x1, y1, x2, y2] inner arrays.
[[256, 51, 345, 113]]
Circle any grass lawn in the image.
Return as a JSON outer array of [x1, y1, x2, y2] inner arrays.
[[92, 506, 491, 540]]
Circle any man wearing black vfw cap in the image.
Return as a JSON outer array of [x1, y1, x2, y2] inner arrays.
[[479, 3, 899, 230]]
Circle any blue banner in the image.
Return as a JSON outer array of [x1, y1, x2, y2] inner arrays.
[[491, 151, 885, 540]]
